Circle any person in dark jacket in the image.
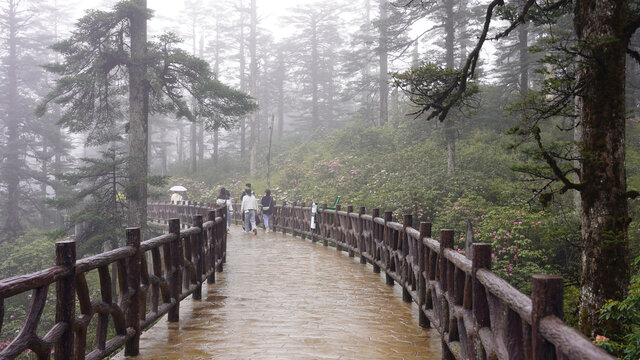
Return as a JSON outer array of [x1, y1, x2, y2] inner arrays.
[[260, 189, 274, 232]]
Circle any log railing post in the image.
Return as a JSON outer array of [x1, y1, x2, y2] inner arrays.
[[359, 206, 366, 264], [372, 209, 380, 273], [439, 230, 454, 293], [472, 243, 492, 359], [418, 222, 431, 328], [281, 201, 287, 234], [168, 219, 180, 322], [207, 210, 216, 284], [322, 203, 329, 246], [193, 215, 204, 301], [532, 275, 563, 360], [54, 240, 76, 360], [125, 228, 141, 356], [335, 204, 342, 252], [300, 202, 306, 238], [440, 230, 454, 338], [216, 208, 225, 272], [347, 205, 354, 257], [384, 211, 393, 286], [402, 214, 413, 303], [292, 201, 298, 237]]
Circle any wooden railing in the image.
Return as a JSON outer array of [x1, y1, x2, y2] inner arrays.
[[0, 203, 226, 360], [272, 203, 613, 360]]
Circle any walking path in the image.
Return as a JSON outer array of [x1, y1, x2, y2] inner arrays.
[[116, 226, 441, 359]]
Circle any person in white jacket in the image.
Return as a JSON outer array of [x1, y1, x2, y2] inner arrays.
[[241, 190, 259, 235]]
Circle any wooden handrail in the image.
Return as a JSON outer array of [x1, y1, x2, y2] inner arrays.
[[0, 203, 227, 360], [271, 203, 613, 360]]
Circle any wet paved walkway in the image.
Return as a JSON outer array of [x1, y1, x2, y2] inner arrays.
[[117, 226, 442, 359]]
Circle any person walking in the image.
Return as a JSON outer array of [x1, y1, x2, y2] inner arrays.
[[241, 189, 258, 235], [216, 188, 232, 232], [261, 189, 274, 232], [239, 183, 251, 231], [225, 189, 233, 230]]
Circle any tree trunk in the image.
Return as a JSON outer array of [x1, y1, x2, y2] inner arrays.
[[444, 0, 455, 178], [239, 4, 247, 158], [311, 16, 320, 127], [190, 122, 197, 173], [41, 145, 48, 227], [177, 123, 184, 163], [2, 0, 22, 238], [575, 0, 629, 338], [277, 47, 285, 139], [249, 0, 257, 176], [190, 9, 198, 174], [127, 0, 149, 229], [518, 15, 528, 99], [213, 129, 219, 164], [198, 33, 205, 162], [378, 0, 388, 126]]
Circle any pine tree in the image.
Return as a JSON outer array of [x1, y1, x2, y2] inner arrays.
[[37, 0, 256, 229]]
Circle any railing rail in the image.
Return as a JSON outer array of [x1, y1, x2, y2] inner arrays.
[[271, 203, 612, 360], [0, 203, 227, 360]]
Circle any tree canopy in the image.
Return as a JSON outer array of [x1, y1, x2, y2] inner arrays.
[[36, 1, 256, 145]]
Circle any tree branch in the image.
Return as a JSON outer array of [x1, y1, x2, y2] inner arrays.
[[628, 47, 640, 66]]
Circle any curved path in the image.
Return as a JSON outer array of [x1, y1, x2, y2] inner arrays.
[[117, 226, 442, 359]]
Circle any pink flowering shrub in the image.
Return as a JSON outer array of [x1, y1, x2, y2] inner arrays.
[[474, 207, 554, 292]]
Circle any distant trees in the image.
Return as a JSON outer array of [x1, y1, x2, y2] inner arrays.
[[284, 2, 345, 129], [0, 0, 73, 239]]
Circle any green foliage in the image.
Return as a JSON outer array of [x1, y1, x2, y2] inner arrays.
[[47, 147, 131, 255], [392, 63, 479, 120], [37, 0, 256, 146], [598, 258, 640, 359], [0, 230, 57, 357], [474, 206, 555, 293]]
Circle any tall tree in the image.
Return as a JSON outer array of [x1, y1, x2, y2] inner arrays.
[[127, 0, 149, 228], [249, 0, 258, 176], [284, 1, 345, 129], [38, 0, 256, 229], [2, 0, 25, 236], [237, 0, 248, 158], [185, 0, 206, 173], [378, 0, 389, 126], [0, 0, 73, 237], [395, 0, 640, 337]]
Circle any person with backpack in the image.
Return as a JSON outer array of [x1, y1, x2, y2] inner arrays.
[[261, 189, 274, 232]]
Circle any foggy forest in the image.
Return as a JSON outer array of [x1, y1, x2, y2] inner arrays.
[[0, 0, 639, 359]]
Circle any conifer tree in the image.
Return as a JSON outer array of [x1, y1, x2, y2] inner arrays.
[[37, 0, 256, 228]]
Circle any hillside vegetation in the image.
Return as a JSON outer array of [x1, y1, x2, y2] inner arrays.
[[174, 86, 640, 342]]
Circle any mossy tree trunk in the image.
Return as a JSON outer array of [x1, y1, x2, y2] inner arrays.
[[575, 0, 630, 338], [127, 0, 149, 229]]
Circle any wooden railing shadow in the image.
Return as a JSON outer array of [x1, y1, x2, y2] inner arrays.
[[272, 202, 612, 360], [0, 203, 226, 360]]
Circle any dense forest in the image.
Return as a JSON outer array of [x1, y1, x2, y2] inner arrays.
[[0, 0, 639, 358]]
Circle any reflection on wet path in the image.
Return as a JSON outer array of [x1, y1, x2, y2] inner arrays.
[[117, 226, 442, 359]]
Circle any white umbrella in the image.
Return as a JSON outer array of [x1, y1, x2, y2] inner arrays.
[[169, 185, 188, 192]]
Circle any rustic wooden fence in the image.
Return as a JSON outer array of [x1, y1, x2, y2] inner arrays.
[[271, 202, 612, 360], [0, 204, 226, 360]]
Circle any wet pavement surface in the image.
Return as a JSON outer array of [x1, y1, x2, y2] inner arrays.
[[116, 226, 442, 359]]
